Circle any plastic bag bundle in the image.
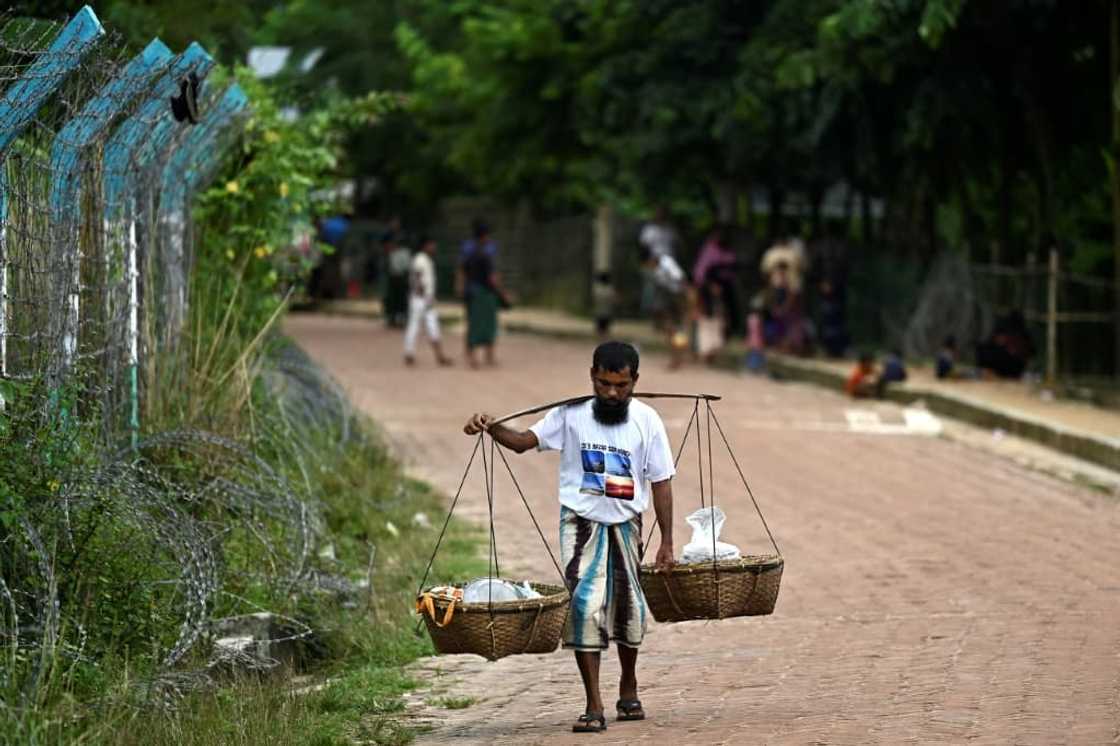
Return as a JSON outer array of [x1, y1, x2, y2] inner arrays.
[[462, 578, 542, 603], [680, 506, 741, 563]]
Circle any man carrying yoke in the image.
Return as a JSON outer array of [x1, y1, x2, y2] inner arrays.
[[464, 341, 676, 733]]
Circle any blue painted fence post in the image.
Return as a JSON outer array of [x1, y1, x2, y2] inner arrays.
[[157, 84, 249, 316], [101, 42, 214, 440], [0, 6, 103, 388], [49, 38, 173, 386]]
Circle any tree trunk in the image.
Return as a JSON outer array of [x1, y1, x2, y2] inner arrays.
[[1112, 0, 1120, 378], [713, 180, 738, 225], [768, 185, 786, 242], [861, 190, 875, 249], [998, 127, 1013, 265], [810, 184, 825, 239]]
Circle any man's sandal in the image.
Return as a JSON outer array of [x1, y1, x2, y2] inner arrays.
[[616, 699, 645, 721], [572, 712, 607, 733]]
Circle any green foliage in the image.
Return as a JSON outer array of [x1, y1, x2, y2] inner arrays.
[[147, 67, 401, 434], [0, 49, 463, 744], [193, 67, 397, 329]]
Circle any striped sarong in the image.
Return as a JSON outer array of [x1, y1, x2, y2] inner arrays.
[[559, 506, 647, 651]]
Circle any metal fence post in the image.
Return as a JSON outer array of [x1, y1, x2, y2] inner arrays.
[[102, 42, 214, 440], [157, 83, 249, 287], [1046, 247, 1059, 384], [0, 6, 104, 386], [50, 38, 173, 380]]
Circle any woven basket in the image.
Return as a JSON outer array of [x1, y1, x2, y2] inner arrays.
[[640, 555, 783, 623], [417, 582, 569, 661]]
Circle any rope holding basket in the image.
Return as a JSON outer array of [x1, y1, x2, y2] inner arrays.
[[415, 433, 572, 661], [641, 555, 783, 622], [418, 582, 569, 661], [415, 392, 784, 658], [638, 396, 784, 622]]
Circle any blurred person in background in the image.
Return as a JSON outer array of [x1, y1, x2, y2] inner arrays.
[[404, 236, 453, 367], [845, 352, 879, 398], [458, 219, 504, 368], [816, 275, 848, 358], [638, 205, 678, 315], [382, 231, 412, 328], [639, 246, 689, 369], [975, 311, 1034, 379], [592, 271, 618, 338], [692, 224, 741, 339]]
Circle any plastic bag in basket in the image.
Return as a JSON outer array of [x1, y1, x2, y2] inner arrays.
[[461, 578, 542, 603], [680, 506, 741, 563]]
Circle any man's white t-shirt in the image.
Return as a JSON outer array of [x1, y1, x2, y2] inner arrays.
[[651, 254, 685, 294], [410, 252, 436, 304], [639, 223, 675, 258], [530, 399, 675, 524]]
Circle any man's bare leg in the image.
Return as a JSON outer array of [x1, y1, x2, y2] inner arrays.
[[574, 651, 603, 715], [617, 644, 638, 701], [431, 340, 453, 366]]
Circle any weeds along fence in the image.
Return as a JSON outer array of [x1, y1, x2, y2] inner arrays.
[[0, 7, 355, 715]]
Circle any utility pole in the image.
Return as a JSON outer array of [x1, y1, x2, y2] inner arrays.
[[1111, 0, 1120, 379]]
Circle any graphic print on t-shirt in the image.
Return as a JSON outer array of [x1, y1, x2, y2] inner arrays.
[[579, 442, 635, 500]]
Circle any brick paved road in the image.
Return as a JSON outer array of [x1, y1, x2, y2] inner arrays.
[[286, 314, 1120, 745]]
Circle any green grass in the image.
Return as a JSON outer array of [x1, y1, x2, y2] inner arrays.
[[1, 420, 486, 746], [427, 695, 477, 710]]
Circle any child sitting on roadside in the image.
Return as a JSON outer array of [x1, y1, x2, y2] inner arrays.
[[845, 352, 879, 398], [936, 336, 957, 379]]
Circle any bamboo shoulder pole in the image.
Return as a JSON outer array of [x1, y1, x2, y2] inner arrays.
[[490, 392, 721, 427]]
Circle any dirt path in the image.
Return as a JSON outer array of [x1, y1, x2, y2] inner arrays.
[[286, 313, 1120, 745]]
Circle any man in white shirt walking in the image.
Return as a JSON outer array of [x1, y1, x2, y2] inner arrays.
[[404, 237, 453, 366], [639, 247, 690, 369], [464, 341, 676, 733], [638, 205, 677, 259]]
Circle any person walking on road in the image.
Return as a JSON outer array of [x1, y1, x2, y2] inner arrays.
[[639, 246, 690, 369], [463, 341, 676, 734], [457, 219, 504, 368], [382, 231, 412, 328], [404, 237, 453, 367]]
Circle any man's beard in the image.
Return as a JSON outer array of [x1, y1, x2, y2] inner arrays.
[[592, 396, 630, 425]]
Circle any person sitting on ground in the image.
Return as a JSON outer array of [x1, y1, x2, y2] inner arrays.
[[877, 349, 907, 397], [881, 350, 907, 384], [936, 335, 957, 380], [463, 341, 676, 734], [975, 311, 1034, 380], [845, 352, 880, 399]]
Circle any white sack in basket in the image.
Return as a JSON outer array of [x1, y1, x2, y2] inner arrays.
[[680, 506, 741, 563], [462, 578, 542, 603]]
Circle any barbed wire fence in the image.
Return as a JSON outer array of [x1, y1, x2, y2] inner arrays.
[[0, 7, 355, 713]]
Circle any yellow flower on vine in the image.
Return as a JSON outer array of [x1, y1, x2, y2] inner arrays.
[[225, 180, 240, 194], [279, 181, 290, 198], [47, 480, 60, 493], [254, 245, 272, 259]]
